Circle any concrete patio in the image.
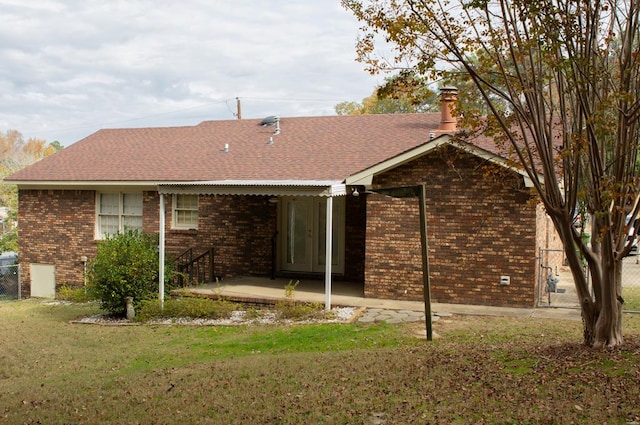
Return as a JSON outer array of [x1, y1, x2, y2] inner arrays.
[[182, 276, 582, 321]]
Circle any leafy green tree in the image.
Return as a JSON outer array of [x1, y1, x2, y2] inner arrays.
[[88, 230, 174, 315], [336, 70, 437, 115], [335, 100, 366, 115], [344, 0, 640, 347]]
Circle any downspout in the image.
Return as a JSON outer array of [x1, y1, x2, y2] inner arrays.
[[324, 193, 334, 311], [159, 193, 165, 308]]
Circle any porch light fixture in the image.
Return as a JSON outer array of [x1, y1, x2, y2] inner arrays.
[[351, 187, 359, 197]]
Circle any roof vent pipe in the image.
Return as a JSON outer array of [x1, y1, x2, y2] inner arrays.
[[223, 143, 229, 153], [273, 117, 280, 135], [438, 87, 458, 132]]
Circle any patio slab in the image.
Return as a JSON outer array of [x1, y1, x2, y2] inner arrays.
[[182, 276, 582, 321]]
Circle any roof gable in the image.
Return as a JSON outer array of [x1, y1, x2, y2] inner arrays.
[[345, 135, 538, 187]]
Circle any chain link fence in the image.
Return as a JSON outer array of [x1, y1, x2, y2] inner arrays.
[[538, 248, 640, 313], [0, 264, 21, 300]]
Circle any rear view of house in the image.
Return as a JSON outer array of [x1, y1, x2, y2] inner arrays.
[[6, 91, 561, 307]]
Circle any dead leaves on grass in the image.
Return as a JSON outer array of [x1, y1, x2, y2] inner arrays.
[[399, 317, 640, 423]]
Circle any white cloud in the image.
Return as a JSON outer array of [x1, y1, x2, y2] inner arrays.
[[0, 0, 383, 145]]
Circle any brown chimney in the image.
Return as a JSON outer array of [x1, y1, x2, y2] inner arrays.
[[438, 87, 458, 131]]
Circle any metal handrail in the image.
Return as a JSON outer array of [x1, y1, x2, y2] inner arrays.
[[175, 247, 214, 286]]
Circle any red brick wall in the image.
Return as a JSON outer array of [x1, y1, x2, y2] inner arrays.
[[365, 146, 538, 307], [143, 191, 160, 233], [18, 190, 97, 295], [17, 190, 277, 295], [162, 195, 277, 278]]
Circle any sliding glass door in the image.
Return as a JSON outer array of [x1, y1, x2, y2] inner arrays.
[[281, 197, 344, 274]]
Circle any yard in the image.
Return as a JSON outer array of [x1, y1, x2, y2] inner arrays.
[[1, 300, 640, 424]]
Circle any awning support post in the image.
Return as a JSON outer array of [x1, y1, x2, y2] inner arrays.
[[159, 193, 165, 309], [417, 184, 433, 341], [324, 194, 334, 311], [371, 185, 433, 341]]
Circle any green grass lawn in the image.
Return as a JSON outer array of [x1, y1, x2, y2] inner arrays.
[[1, 300, 640, 424], [624, 286, 640, 311]]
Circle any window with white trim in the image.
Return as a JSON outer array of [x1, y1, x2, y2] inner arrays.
[[96, 192, 143, 238], [172, 194, 199, 229]]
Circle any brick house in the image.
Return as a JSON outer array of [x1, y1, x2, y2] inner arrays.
[[6, 91, 561, 307]]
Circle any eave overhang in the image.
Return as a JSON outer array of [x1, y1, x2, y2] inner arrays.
[[6, 181, 160, 191], [7, 179, 348, 197]]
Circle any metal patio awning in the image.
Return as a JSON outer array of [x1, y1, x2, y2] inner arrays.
[[157, 180, 347, 197], [157, 181, 346, 312]]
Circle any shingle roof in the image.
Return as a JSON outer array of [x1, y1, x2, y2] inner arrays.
[[6, 113, 498, 184]]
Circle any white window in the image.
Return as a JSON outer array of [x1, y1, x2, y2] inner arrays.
[[172, 194, 199, 229], [96, 192, 143, 238]]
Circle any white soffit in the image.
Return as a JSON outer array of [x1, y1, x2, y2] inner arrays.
[[157, 180, 347, 197]]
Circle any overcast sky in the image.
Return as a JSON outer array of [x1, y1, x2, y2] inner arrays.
[[0, 0, 383, 146]]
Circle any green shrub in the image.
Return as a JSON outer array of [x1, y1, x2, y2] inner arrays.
[[57, 285, 96, 303], [0, 229, 18, 253], [135, 297, 238, 322], [275, 301, 327, 320], [87, 230, 175, 315]]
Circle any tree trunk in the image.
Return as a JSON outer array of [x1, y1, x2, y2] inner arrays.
[[592, 256, 624, 348], [557, 219, 624, 348], [563, 240, 597, 345]]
